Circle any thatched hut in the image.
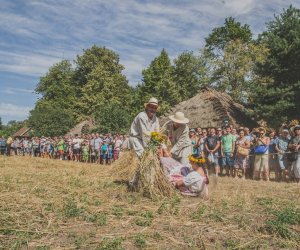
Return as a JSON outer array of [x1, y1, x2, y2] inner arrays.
[[160, 88, 257, 129], [13, 127, 33, 138], [65, 119, 96, 136]]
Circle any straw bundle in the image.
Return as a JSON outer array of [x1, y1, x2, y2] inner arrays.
[[111, 133, 176, 198], [133, 146, 175, 198], [112, 150, 139, 181]]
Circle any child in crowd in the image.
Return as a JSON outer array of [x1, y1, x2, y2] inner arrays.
[[82, 142, 89, 163], [100, 140, 108, 165]]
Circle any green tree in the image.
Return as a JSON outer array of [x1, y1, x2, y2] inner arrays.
[[209, 40, 269, 103], [205, 17, 252, 56], [252, 6, 300, 126], [94, 102, 132, 134], [204, 18, 269, 103], [28, 100, 75, 137], [0, 120, 25, 137], [35, 60, 76, 110], [75, 45, 132, 117], [139, 49, 180, 114], [173, 51, 209, 100], [29, 60, 77, 135]]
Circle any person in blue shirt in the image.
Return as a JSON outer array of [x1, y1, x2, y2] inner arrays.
[[100, 140, 108, 165], [275, 129, 290, 181]]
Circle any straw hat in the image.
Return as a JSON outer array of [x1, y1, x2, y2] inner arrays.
[[169, 112, 189, 124], [144, 97, 158, 108]]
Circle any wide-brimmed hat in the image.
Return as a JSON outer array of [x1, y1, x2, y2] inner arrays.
[[169, 112, 189, 124], [144, 97, 158, 108]]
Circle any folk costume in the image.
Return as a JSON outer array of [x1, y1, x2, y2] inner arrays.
[[128, 97, 160, 157]]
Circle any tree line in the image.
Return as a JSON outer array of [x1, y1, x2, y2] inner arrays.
[[1, 6, 299, 137]]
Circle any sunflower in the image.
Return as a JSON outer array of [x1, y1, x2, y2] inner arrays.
[[150, 131, 167, 145], [188, 154, 206, 164]]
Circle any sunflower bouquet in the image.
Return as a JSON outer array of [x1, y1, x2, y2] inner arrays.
[[189, 154, 206, 164], [150, 131, 167, 146]]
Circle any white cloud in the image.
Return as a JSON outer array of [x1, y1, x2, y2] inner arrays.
[[0, 88, 33, 95], [0, 103, 31, 118]]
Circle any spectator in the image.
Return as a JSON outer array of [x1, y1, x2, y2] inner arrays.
[[253, 127, 270, 181], [234, 129, 250, 179], [0, 136, 6, 155], [94, 133, 102, 164], [72, 134, 81, 162], [57, 136, 65, 160], [269, 128, 279, 179], [6, 136, 13, 156], [221, 125, 236, 177], [189, 129, 198, 155], [197, 129, 207, 157], [113, 135, 123, 160], [101, 140, 109, 164], [276, 129, 290, 181], [205, 128, 221, 177], [82, 142, 89, 163], [288, 125, 300, 184]]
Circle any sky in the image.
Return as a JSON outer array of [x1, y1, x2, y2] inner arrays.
[[0, 0, 299, 124]]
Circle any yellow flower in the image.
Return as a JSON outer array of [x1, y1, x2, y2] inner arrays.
[[150, 131, 167, 144], [189, 155, 206, 164]]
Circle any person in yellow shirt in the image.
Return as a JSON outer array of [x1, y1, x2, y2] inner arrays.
[[6, 136, 13, 156]]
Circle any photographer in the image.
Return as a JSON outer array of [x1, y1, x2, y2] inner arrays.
[[253, 127, 270, 181]]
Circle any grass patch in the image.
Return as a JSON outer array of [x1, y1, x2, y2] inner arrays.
[[1, 156, 300, 249], [63, 197, 84, 217], [134, 233, 146, 249], [96, 237, 124, 250], [262, 204, 300, 239]]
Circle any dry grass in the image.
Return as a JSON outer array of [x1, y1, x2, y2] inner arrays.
[[0, 155, 299, 250]]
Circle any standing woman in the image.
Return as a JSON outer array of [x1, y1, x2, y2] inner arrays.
[[233, 129, 250, 179], [253, 127, 270, 181], [197, 129, 207, 157], [288, 125, 300, 184], [268, 128, 279, 179], [189, 129, 198, 156]]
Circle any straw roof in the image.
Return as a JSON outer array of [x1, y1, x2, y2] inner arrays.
[[160, 88, 257, 129], [65, 119, 96, 136], [13, 127, 32, 138]]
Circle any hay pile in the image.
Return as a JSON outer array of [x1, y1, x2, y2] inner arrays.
[[112, 148, 175, 199]]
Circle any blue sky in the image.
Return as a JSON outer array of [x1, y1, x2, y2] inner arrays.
[[0, 0, 299, 124]]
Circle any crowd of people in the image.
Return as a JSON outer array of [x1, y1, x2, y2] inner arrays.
[[0, 133, 125, 165], [1, 97, 299, 196], [188, 124, 300, 183]]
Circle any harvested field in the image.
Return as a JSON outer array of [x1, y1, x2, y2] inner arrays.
[[0, 156, 299, 249]]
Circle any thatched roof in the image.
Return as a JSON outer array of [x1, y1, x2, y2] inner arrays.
[[160, 88, 257, 129], [13, 127, 32, 138], [65, 119, 96, 136]]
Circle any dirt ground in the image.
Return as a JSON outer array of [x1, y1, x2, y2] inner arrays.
[[0, 156, 299, 249]]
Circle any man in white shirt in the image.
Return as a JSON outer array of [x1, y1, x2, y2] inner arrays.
[[72, 134, 81, 162], [128, 97, 160, 157]]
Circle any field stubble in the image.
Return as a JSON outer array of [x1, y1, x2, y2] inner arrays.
[[0, 156, 299, 249]]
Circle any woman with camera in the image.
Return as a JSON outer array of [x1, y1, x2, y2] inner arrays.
[[253, 127, 270, 181]]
